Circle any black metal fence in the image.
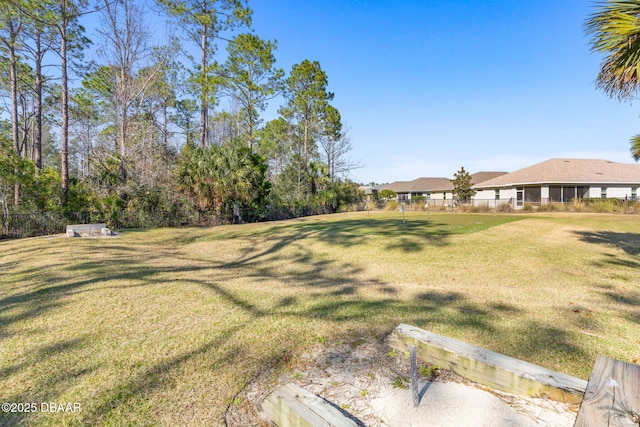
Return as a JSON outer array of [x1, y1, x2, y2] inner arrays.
[[0, 210, 217, 240], [0, 205, 335, 240]]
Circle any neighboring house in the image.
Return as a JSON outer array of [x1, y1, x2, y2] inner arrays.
[[358, 185, 376, 197], [376, 177, 453, 204], [473, 158, 640, 208], [374, 172, 507, 205]]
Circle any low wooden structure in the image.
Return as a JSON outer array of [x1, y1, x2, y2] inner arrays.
[[261, 383, 359, 427], [388, 323, 587, 404], [261, 324, 640, 426], [66, 223, 112, 237], [574, 355, 640, 426]]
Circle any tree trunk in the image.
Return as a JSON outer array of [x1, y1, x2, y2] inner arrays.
[[60, 7, 69, 206], [303, 119, 308, 165], [247, 91, 253, 149], [200, 22, 208, 147], [8, 24, 20, 206], [120, 101, 127, 183], [34, 29, 43, 174], [162, 104, 168, 147]]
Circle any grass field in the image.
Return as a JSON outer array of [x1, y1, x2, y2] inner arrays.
[[1, 211, 640, 426]]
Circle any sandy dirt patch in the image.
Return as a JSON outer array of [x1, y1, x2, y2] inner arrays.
[[225, 337, 578, 426]]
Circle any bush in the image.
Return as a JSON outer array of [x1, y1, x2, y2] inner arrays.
[[537, 203, 557, 212], [496, 202, 513, 213], [622, 200, 640, 214], [473, 203, 493, 213], [589, 199, 616, 213], [522, 203, 535, 212], [379, 189, 397, 200], [570, 198, 585, 212], [385, 200, 399, 211]]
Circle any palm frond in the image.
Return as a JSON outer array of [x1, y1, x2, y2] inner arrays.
[[586, 1, 640, 99], [630, 133, 640, 160]]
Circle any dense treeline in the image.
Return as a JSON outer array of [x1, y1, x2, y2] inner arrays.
[[0, 0, 362, 227]]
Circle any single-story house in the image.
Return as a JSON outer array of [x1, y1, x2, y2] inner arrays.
[[472, 158, 640, 207], [375, 172, 507, 205], [376, 177, 453, 203]]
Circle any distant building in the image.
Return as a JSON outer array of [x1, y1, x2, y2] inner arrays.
[[375, 172, 507, 205], [473, 158, 640, 208]]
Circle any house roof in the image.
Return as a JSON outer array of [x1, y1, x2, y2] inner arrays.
[[376, 172, 508, 193], [471, 171, 508, 185], [377, 177, 453, 193], [358, 185, 374, 194], [474, 158, 640, 188]]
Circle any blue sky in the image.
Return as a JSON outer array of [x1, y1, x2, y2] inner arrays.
[[247, 0, 640, 183]]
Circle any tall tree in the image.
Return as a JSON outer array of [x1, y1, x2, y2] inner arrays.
[[69, 87, 101, 178], [21, 1, 57, 174], [318, 104, 360, 183], [282, 60, 334, 165], [156, 0, 251, 147], [257, 116, 291, 177], [143, 41, 182, 148], [0, 1, 23, 158], [220, 33, 283, 148], [97, 0, 154, 183], [50, 0, 88, 204], [0, 1, 23, 205]]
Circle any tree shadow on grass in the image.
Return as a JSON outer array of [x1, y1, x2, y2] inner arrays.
[[574, 230, 640, 256], [493, 321, 590, 377], [598, 288, 640, 325], [212, 217, 454, 253], [0, 222, 593, 425], [0, 336, 95, 427]]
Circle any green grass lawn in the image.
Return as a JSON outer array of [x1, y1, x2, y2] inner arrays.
[[1, 211, 640, 426]]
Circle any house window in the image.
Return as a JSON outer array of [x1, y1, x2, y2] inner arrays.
[[443, 193, 446, 199], [426, 192, 431, 200], [632, 187, 637, 201], [494, 189, 500, 200], [601, 187, 607, 199]]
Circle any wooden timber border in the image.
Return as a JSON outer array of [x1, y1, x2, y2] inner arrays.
[[261, 383, 360, 427], [261, 324, 640, 426], [388, 323, 588, 404]]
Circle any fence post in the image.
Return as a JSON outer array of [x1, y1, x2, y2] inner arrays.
[[410, 345, 419, 407]]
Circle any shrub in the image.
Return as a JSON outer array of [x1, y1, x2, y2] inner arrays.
[[522, 203, 535, 212], [590, 199, 616, 213], [475, 203, 493, 213], [412, 196, 426, 210], [496, 202, 513, 213], [379, 189, 397, 200], [570, 198, 585, 212], [385, 200, 399, 211], [538, 203, 557, 212], [625, 201, 640, 214]]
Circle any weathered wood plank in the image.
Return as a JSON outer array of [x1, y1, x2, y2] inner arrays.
[[388, 323, 587, 404], [574, 355, 640, 427], [261, 383, 359, 427]]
